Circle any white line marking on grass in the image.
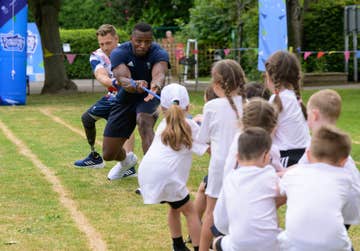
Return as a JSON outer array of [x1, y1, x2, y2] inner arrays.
[[39, 108, 102, 146], [353, 140, 360, 145], [0, 120, 107, 251]]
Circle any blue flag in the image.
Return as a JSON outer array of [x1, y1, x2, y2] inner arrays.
[[258, 0, 288, 71]]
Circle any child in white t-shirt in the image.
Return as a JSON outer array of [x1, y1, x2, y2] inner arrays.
[[213, 127, 280, 251], [197, 59, 246, 251], [265, 51, 310, 167], [138, 84, 208, 251], [223, 98, 283, 181], [193, 86, 218, 222], [298, 89, 360, 241], [278, 125, 358, 251]]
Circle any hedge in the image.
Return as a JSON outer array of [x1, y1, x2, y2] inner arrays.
[[302, 0, 358, 79], [60, 28, 129, 79]]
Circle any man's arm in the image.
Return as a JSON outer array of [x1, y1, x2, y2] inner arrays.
[[150, 61, 168, 90], [94, 67, 113, 88], [142, 61, 168, 101], [90, 53, 114, 89], [112, 63, 145, 93]]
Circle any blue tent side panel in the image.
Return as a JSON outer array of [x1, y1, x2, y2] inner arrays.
[[258, 0, 288, 71], [0, 0, 28, 105]]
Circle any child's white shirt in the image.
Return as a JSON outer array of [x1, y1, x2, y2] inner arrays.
[[197, 96, 243, 198], [298, 150, 360, 225], [278, 163, 354, 251], [223, 132, 284, 181], [269, 89, 310, 150], [214, 165, 280, 251], [138, 118, 208, 204]]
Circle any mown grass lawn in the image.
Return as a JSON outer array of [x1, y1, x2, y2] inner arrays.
[[0, 88, 359, 250]]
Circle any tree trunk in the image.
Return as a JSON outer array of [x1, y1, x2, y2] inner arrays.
[[287, 0, 303, 51], [235, 0, 251, 62], [29, 1, 77, 94]]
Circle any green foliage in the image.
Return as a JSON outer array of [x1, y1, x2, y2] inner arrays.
[[178, 0, 238, 76], [239, 5, 262, 81], [181, 0, 235, 45], [59, 0, 122, 29], [59, 0, 193, 33], [60, 29, 129, 79], [179, 0, 261, 78], [302, 0, 357, 75]]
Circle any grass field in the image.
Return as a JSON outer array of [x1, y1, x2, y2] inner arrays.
[[0, 89, 359, 250]]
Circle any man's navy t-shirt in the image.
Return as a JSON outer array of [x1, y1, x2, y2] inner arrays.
[[110, 41, 169, 103]]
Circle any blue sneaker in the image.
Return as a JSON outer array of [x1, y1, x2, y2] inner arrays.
[[74, 152, 105, 168], [121, 166, 137, 178]]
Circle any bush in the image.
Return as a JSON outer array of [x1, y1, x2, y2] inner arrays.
[[302, 0, 358, 79], [60, 28, 129, 79]]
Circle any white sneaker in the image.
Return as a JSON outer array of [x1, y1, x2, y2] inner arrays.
[[107, 152, 138, 180]]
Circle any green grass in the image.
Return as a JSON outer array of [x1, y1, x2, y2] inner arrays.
[[0, 89, 359, 250]]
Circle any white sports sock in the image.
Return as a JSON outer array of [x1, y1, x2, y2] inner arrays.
[[120, 152, 133, 166]]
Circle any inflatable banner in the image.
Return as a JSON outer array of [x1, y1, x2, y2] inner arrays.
[[0, 0, 28, 105], [27, 22, 44, 82]]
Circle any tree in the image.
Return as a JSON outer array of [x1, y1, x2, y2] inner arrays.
[[29, 0, 77, 94], [234, 0, 253, 61], [287, 0, 304, 51]]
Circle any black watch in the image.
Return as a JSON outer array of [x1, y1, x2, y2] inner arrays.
[[155, 83, 162, 91]]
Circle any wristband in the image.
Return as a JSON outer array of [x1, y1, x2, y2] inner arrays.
[[112, 78, 119, 89]]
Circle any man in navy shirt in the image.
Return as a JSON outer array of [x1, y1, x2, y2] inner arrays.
[[104, 22, 170, 180]]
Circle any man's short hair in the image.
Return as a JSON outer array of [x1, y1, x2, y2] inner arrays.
[[133, 22, 152, 33], [96, 24, 117, 37], [310, 125, 351, 164]]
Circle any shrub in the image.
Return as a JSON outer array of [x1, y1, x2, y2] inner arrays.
[[302, 0, 358, 79], [60, 28, 129, 79]]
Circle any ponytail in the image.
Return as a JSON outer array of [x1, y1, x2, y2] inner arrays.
[[212, 59, 246, 121], [273, 89, 283, 113], [161, 105, 192, 151], [293, 82, 307, 120]]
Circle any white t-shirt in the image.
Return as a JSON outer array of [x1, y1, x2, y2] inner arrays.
[[278, 163, 354, 251], [138, 118, 208, 204], [269, 89, 310, 150], [223, 132, 284, 181], [89, 47, 120, 95], [214, 165, 280, 251], [298, 151, 360, 225], [197, 96, 243, 198], [89, 48, 113, 76]]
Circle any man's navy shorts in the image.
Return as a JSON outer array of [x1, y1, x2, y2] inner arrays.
[[87, 95, 116, 120], [104, 97, 159, 138]]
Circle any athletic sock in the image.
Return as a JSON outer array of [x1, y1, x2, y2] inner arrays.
[[172, 236, 186, 249], [120, 152, 132, 166]]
